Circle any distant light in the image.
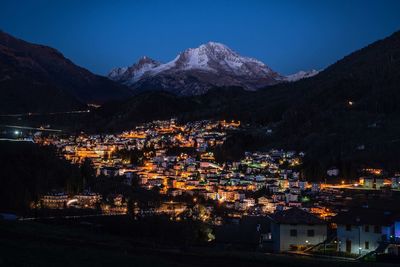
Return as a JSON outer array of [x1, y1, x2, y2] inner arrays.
[[348, 101, 354, 106], [14, 130, 20, 135]]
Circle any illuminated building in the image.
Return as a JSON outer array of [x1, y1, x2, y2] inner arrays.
[[41, 192, 68, 209]]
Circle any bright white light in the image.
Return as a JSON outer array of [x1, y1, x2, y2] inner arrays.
[[14, 130, 19, 135]]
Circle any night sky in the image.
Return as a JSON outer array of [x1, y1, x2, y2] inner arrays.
[[1, 0, 400, 75]]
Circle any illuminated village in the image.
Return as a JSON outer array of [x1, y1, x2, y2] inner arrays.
[[28, 119, 400, 258], [2, 1, 400, 265]]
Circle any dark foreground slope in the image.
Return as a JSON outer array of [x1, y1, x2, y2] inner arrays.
[[0, 141, 85, 213], [0, 220, 395, 267], [0, 31, 132, 114]]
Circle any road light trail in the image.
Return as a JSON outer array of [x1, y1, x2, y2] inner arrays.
[[0, 125, 63, 132], [0, 110, 90, 117], [0, 138, 34, 142]]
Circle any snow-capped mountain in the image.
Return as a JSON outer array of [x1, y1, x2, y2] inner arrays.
[[108, 42, 318, 96], [284, 69, 319, 82]]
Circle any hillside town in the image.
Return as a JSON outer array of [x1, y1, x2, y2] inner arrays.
[[24, 119, 400, 260], [2, 1, 400, 265]]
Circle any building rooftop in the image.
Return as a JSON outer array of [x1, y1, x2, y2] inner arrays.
[[268, 207, 325, 225], [332, 208, 400, 226]]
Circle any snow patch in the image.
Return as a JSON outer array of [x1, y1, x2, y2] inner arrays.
[[284, 69, 319, 82]]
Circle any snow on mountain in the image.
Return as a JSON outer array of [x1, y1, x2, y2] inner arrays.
[[109, 56, 161, 83], [108, 67, 128, 80], [171, 42, 275, 75], [108, 42, 317, 95], [284, 69, 319, 82]]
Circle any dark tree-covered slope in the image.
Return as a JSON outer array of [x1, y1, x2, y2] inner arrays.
[[0, 31, 132, 114], [0, 142, 84, 213]]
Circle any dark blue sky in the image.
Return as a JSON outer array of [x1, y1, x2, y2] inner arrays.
[[1, 0, 400, 75]]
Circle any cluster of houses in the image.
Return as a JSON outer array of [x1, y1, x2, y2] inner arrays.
[[34, 119, 400, 260], [215, 206, 400, 260]]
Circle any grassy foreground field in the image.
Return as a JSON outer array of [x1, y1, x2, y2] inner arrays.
[[0, 220, 395, 267]]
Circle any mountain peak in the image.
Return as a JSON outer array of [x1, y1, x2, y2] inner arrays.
[[201, 41, 230, 50], [108, 56, 161, 82], [190, 41, 237, 59], [137, 56, 159, 65], [172, 41, 274, 76], [108, 42, 318, 95], [205, 41, 226, 46]]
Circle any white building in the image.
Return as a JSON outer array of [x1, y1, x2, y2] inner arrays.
[[269, 207, 327, 252], [363, 177, 374, 188], [327, 167, 339, 177], [311, 183, 321, 193], [375, 178, 385, 189], [285, 192, 299, 203], [299, 181, 308, 191], [391, 177, 400, 189], [334, 208, 398, 256]]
